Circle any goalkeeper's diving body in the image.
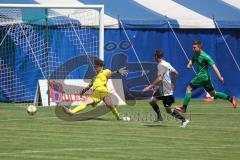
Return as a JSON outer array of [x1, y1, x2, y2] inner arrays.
[[63, 59, 128, 120], [176, 40, 237, 113]]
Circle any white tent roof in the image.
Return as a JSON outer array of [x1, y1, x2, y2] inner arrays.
[[1, 0, 240, 28]]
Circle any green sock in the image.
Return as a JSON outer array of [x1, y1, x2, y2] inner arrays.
[[214, 92, 231, 101], [183, 92, 192, 108]]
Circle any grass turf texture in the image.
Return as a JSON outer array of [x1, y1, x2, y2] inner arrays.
[[0, 100, 240, 160]]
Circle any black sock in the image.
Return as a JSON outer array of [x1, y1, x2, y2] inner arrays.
[[150, 103, 161, 119], [171, 109, 186, 122]]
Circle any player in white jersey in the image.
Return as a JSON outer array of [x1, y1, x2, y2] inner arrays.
[[143, 49, 189, 127]]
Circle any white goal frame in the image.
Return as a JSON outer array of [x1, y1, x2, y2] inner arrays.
[[0, 4, 106, 105], [0, 4, 105, 60]]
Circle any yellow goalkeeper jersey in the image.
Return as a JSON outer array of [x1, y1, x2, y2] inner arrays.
[[92, 69, 111, 90]]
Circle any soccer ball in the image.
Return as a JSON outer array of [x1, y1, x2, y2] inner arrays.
[[122, 116, 131, 122], [27, 105, 37, 115]]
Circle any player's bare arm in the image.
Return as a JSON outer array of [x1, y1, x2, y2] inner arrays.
[[212, 64, 224, 83], [143, 75, 163, 92], [171, 71, 178, 90], [187, 60, 193, 69]]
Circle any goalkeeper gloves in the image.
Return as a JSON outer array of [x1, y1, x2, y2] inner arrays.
[[80, 88, 88, 97]]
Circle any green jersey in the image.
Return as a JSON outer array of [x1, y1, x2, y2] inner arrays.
[[192, 51, 215, 79]]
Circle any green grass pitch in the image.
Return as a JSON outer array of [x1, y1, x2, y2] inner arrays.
[[0, 100, 240, 160]]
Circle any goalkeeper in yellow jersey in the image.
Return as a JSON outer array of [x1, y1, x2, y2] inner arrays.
[[63, 59, 128, 120]]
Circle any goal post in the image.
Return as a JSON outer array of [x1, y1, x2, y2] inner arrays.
[[0, 4, 104, 59], [0, 4, 106, 105]]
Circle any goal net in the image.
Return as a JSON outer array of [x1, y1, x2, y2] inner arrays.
[[0, 4, 104, 106]]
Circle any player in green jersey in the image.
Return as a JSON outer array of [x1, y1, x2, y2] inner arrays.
[[176, 40, 237, 113]]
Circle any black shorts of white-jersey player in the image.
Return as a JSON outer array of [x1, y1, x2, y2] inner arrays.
[[143, 49, 190, 127]]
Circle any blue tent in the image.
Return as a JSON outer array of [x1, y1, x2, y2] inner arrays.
[[79, 0, 240, 99], [0, 0, 240, 101]]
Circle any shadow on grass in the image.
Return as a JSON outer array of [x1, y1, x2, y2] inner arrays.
[[55, 105, 111, 121], [143, 123, 174, 128]]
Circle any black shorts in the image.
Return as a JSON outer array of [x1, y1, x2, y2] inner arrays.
[[154, 95, 175, 108]]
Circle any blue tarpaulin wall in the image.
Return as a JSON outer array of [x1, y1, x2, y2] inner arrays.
[[0, 0, 240, 102], [1, 26, 240, 101], [104, 29, 240, 99]]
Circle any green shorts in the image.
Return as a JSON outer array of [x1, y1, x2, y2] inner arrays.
[[189, 76, 214, 92]]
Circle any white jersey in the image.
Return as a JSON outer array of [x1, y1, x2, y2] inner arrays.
[[157, 60, 177, 96]]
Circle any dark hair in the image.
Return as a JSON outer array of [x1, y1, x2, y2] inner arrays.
[[193, 40, 202, 47], [154, 49, 164, 59], [94, 59, 104, 67]]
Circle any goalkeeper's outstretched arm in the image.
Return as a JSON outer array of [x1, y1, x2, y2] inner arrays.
[[111, 67, 128, 76]]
